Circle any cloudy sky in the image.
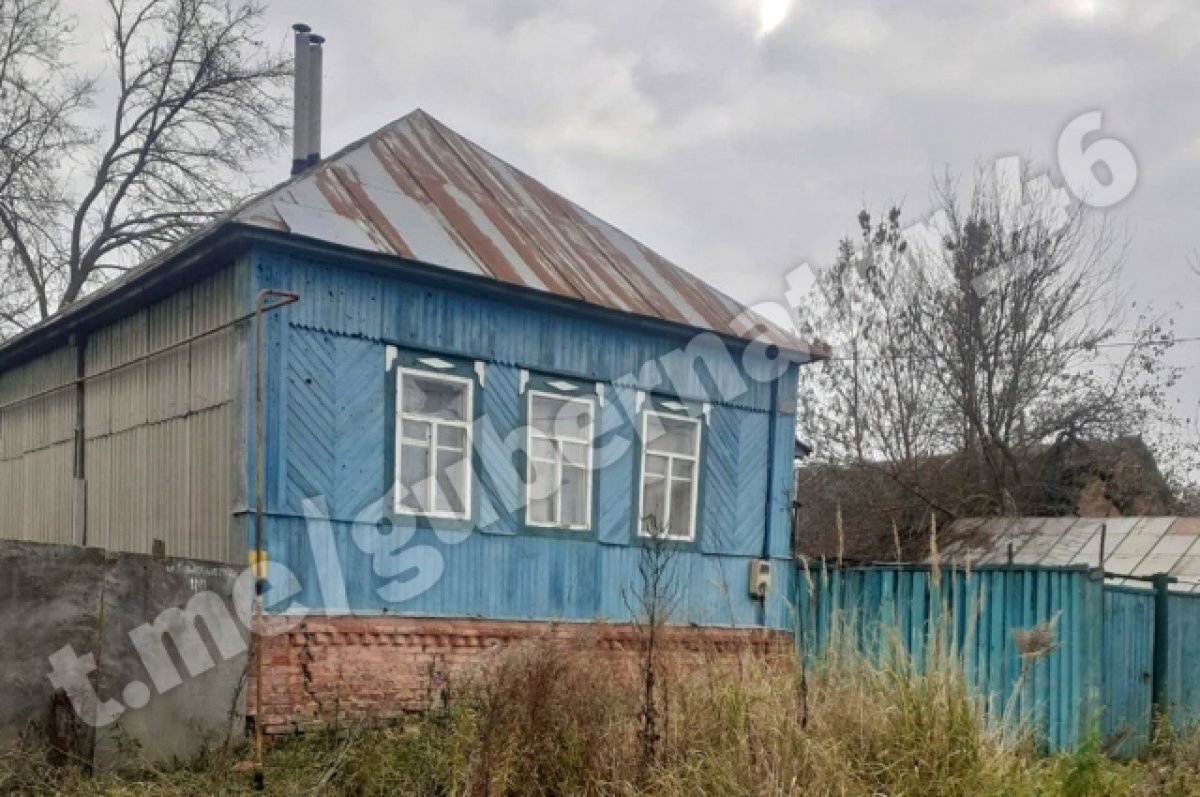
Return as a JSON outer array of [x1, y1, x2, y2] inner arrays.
[[67, 0, 1200, 435]]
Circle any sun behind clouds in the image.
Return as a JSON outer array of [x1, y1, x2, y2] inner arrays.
[[758, 0, 793, 37]]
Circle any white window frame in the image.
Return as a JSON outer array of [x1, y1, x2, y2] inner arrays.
[[637, 410, 702, 542], [524, 389, 595, 530], [394, 367, 474, 520]]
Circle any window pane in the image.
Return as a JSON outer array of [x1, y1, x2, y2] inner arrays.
[[645, 453, 668, 477], [562, 465, 588, 527], [529, 395, 563, 436], [437, 424, 466, 450], [529, 494, 555, 524], [434, 448, 467, 515], [401, 419, 430, 443], [671, 459, 694, 480], [403, 374, 467, 420], [645, 413, 697, 456], [527, 456, 558, 508], [399, 443, 430, 511], [531, 394, 590, 439], [554, 400, 591, 440], [669, 477, 694, 538], [529, 436, 556, 462], [562, 441, 588, 468], [642, 473, 667, 534]]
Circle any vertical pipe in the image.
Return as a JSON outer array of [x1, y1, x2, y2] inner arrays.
[[252, 291, 266, 791], [306, 35, 324, 167], [291, 24, 312, 175], [71, 334, 87, 546], [247, 288, 297, 792], [758, 377, 779, 627]]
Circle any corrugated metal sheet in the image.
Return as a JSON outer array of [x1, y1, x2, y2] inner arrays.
[[795, 564, 1105, 751], [1164, 592, 1200, 727], [940, 517, 1200, 593], [257, 516, 790, 630], [235, 109, 815, 356], [1102, 587, 1154, 758], [255, 252, 788, 412], [0, 267, 243, 560], [271, 329, 788, 559], [0, 346, 76, 461]]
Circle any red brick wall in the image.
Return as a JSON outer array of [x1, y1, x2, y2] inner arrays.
[[248, 616, 791, 737]]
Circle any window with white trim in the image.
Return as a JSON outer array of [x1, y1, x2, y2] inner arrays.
[[525, 391, 594, 529], [638, 411, 701, 541], [395, 369, 473, 518]]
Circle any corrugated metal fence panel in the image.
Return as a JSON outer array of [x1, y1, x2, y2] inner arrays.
[[1102, 586, 1154, 758], [794, 565, 1104, 751], [1165, 592, 1200, 727]]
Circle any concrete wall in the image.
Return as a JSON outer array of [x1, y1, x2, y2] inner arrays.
[[0, 540, 249, 768]]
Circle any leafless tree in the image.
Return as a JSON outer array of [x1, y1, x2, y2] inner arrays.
[[0, 0, 289, 337], [795, 162, 1184, 558], [622, 515, 681, 782]]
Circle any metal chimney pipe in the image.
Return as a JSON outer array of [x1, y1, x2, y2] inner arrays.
[[306, 34, 324, 167], [291, 23, 312, 176]]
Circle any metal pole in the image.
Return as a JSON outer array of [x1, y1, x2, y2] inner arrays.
[[1150, 572, 1173, 724], [251, 289, 298, 792]]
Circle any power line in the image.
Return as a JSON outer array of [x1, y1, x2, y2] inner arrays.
[[814, 335, 1200, 365]]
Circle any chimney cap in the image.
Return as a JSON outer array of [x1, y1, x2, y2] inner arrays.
[[308, 33, 326, 45], [292, 22, 311, 33]]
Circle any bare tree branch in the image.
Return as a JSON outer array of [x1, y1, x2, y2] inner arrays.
[[0, 0, 288, 336]]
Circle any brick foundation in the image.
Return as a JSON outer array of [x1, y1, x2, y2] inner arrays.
[[248, 616, 791, 737]]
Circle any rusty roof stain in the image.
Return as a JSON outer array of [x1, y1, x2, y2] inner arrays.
[[234, 109, 819, 356]]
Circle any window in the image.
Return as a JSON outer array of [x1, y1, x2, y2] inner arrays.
[[395, 369, 473, 518], [525, 391, 594, 529], [638, 411, 701, 541]]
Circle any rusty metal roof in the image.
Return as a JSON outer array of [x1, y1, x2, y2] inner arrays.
[[234, 109, 818, 356], [937, 517, 1200, 593]]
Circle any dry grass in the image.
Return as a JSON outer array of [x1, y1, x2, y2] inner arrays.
[[2, 635, 1198, 796]]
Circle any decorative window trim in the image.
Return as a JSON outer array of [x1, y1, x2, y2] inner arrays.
[[637, 409, 702, 542], [393, 367, 474, 521], [524, 388, 596, 531]]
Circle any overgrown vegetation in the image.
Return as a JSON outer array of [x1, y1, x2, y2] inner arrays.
[[3, 637, 1199, 796]]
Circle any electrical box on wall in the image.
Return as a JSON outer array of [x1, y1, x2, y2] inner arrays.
[[749, 559, 771, 600]]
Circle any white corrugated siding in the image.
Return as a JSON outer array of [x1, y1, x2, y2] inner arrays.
[[2, 266, 244, 561], [0, 345, 77, 544]]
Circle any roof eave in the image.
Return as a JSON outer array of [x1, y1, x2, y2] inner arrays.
[[0, 223, 245, 371], [235, 225, 826, 364]]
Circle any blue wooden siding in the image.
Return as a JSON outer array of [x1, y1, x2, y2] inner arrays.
[[247, 246, 799, 630], [795, 565, 1105, 751]]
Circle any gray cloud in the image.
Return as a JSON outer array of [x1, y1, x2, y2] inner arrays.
[[66, 0, 1200, 435]]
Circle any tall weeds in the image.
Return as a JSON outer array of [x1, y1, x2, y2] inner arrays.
[[3, 636, 1198, 795]]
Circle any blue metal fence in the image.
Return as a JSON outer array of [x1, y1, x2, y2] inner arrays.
[[795, 562, 1200, 757], [1102, 587, 1155, 757], [794, 563, 1104, 751]]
